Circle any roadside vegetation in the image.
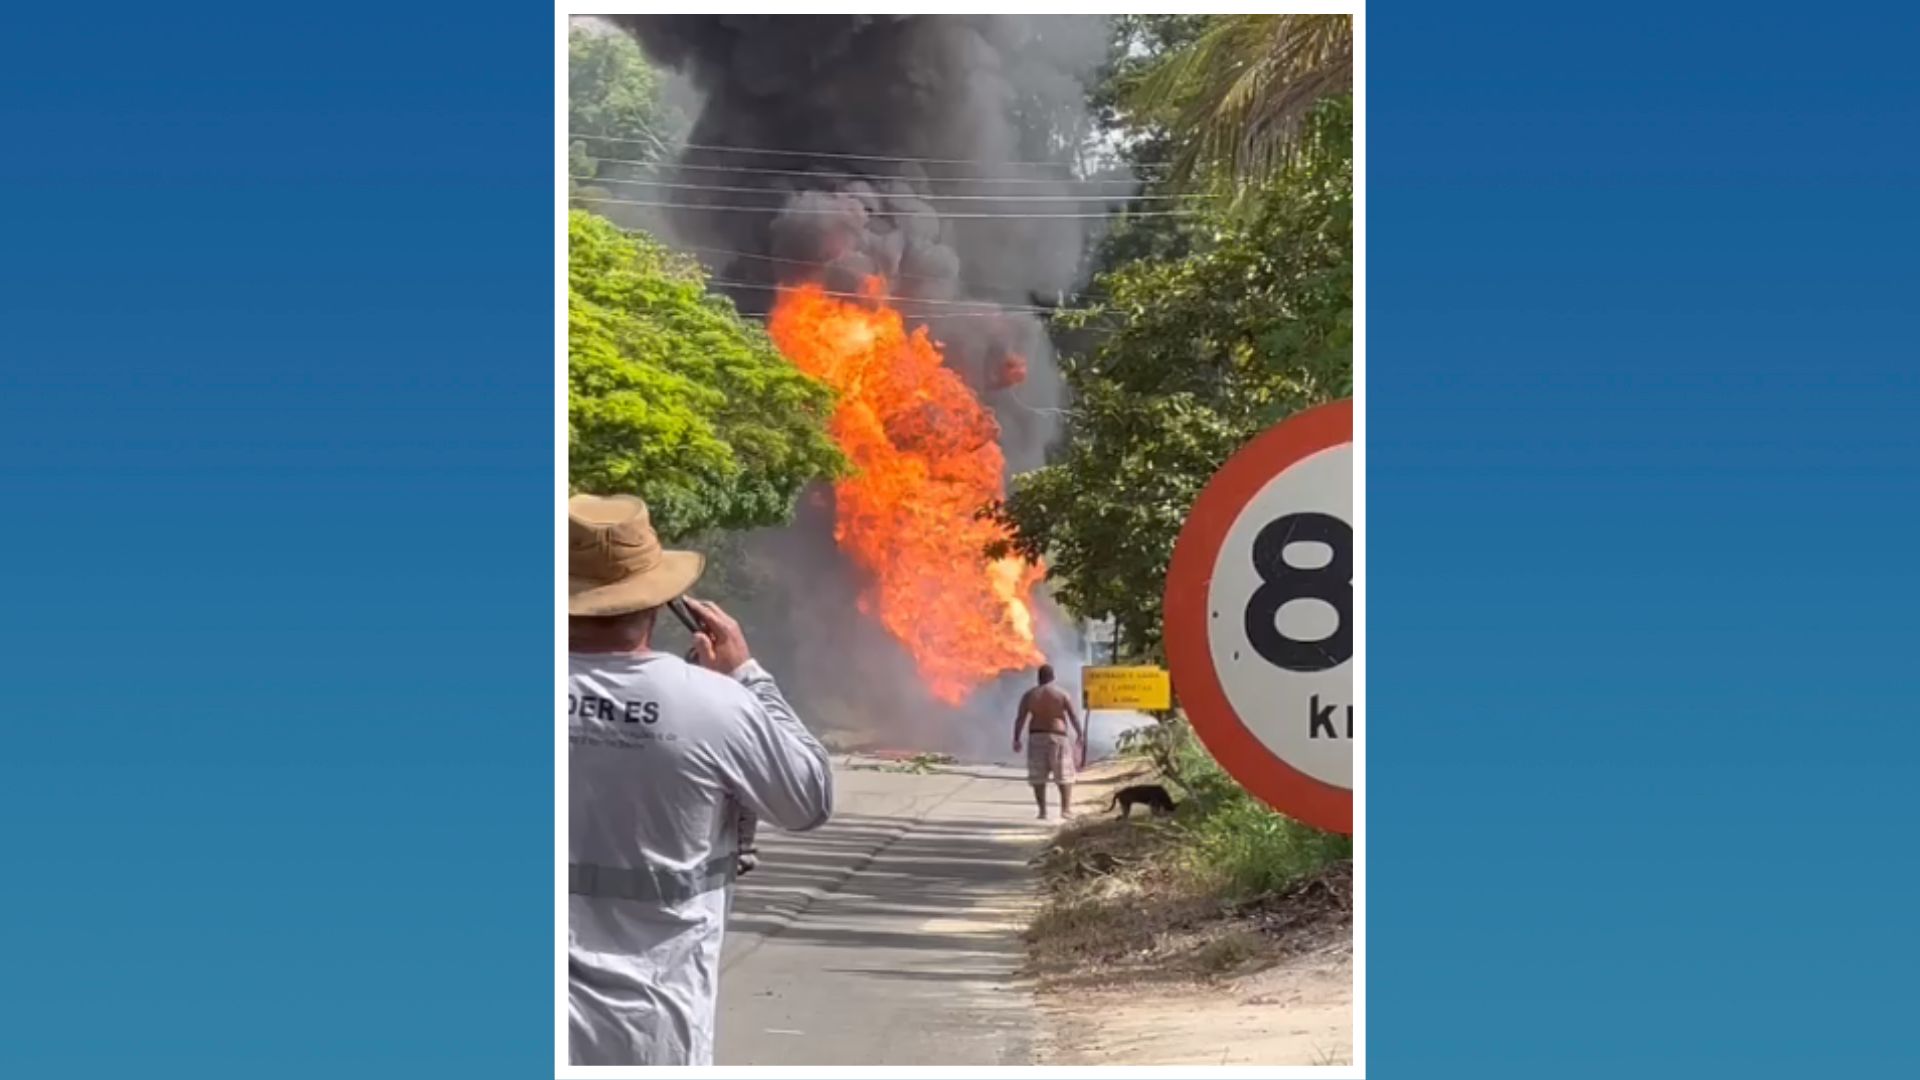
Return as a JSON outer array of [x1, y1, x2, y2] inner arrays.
[[1127, 720, 1350, 896], [567, 26, 844, 548], [1027, 719, 1351, 986], [1013, 14, 1355, 989]]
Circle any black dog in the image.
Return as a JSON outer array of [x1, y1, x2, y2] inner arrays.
[[1106, 784, 1178, 819]]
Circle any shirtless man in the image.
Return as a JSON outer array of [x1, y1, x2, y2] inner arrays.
[[1012, 664, 1084, 820]]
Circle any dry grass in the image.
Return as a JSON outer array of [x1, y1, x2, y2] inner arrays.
[[1193, 929, 1266, 974], [1024, 767, 1351, 993]]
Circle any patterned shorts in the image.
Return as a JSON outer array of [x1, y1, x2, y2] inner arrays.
[[1026, 732, 1076, 785]]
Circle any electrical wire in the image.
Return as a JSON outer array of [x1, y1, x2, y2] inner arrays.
[[574, 127, 1169, 172], [731, 310, 1062, 320], [701, 277, 1081, 316], [571, 193, 1194, 220], [568, 173, 1202, 203], [570, 150, 1162, 188], [667, 241, 989, 291]]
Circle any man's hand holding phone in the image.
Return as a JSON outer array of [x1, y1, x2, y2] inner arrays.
[[681, 597, 752, 675]]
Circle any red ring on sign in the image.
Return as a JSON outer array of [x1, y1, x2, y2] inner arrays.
[[1163, 398, 1352, 834]]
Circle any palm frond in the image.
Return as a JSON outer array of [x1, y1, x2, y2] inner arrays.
[[1131, 14, 1353, 194]]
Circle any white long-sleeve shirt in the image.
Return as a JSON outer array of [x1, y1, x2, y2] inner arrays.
[[567, 652, 832, 1066]]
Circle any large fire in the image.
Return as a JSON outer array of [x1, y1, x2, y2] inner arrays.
[[769, 277, 1044, 704]]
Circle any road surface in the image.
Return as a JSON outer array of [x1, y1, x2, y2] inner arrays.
[[716, 759, 1055, 1066]]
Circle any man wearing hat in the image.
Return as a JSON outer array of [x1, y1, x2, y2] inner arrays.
[[567, 494, 834, 1066]]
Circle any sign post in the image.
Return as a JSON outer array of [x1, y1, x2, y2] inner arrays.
[[1162, 399, 1353, 834], [1083, 666, 1172, 711]]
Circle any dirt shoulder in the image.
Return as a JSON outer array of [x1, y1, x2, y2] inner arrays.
[[1024, 765, 1353, 1066], [1036, 949, 1351, 1066]]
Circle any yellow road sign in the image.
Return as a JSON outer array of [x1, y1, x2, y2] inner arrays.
[[1083, 666, 1171, 710]]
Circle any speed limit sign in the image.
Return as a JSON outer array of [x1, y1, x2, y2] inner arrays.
[[1163, 399, 1353, 834]]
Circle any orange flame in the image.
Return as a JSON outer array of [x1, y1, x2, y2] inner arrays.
[[769, 277, 1044, 704]]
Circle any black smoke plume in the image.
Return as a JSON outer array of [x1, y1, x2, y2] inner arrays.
[[605, 15, 1114, 756]]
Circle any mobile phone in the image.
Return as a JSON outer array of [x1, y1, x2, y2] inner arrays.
[[666, 596, 703, 635]]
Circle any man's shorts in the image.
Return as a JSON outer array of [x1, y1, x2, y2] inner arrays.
[[1027, 731, 1077, 785]]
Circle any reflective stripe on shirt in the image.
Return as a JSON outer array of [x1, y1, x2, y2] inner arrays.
[[570, 855, 737, 905]]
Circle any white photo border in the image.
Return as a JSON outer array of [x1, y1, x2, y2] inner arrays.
[[556, 6, 1367, 1075]]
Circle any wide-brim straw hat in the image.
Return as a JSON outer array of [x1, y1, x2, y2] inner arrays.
[[568, 494, 705, 617]]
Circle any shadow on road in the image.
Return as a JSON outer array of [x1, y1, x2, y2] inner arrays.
[[718, 770, 1051, 1066], [727, 805, 1043, 957]]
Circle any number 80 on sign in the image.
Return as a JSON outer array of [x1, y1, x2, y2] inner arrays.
[[1163, 399, 1353, 834]]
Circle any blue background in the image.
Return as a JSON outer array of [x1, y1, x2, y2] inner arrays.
[[1370, 5, 1920, 1075], [2, 3, 1915, 1075], [0, 6, 553, 1074]]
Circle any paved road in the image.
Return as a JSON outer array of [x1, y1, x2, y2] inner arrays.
[[716, 760, 1055, 1066]]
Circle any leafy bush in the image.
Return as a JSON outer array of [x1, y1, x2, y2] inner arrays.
[[1117, 715, 1351, 900], [1114, 717, 1194, 786], [568, 210, 846, 537], [1182, 785, 1351, 898]]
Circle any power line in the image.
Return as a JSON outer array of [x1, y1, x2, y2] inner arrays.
[[702, 277, 1080, 316], [681, 243, 1116, 316], [734, 310, 1118, 331], [572, 193, 1194, 221], [569, 173, 1204, 203], [733, 310, 1053, 321], [676, 242, 1101, 308], [669, 241, 975, 291], [572, 149, 1161, 188], [713, 290, 1123, 329], [586, 218, 1131, 320], [574, 128, 1169, 172]]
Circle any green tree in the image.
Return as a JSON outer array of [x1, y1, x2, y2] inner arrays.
[[1050, 16, 1212, 361], [1130, 14, 1352, 193], [568, 23, 683, 192], [991, 101, 1351, 656], [1078, 14, 1213, 274], [569, 210, 845, 538], [1089, 14, 1211, 166]]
